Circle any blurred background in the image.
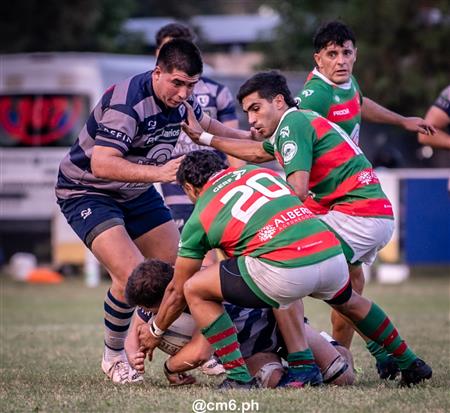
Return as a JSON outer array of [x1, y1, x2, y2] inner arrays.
[[0, 0, 449, 281]]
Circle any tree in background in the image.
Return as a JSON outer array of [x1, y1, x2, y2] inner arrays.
[[261, 0, 449, 115], [0, 0, 140, 53]]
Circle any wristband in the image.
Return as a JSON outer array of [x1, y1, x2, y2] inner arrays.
[[198, 131, 214, 146], [164, 360, 175, 375], [149, 320, 165, 337]]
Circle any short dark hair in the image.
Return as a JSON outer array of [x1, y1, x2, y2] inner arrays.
[[156, 38, 203, 77], [313, 21, 356, 53], [155, 22, 195, 48], [237, 70, 297, 108], [125, 259, 173, 308], [177, 150, 227, 189]]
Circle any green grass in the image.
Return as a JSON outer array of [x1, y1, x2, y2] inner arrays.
[[1, 274, 449, 413]]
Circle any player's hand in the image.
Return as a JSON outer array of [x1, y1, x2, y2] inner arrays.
[[158, 156, 185, 183], [402, 117, 436, 135], [181, 102, 204, 143], [137, 323, 161, 361], [128, 348, 146, 373], [250, 127, 266, 141], [164, 360, 196, 386]]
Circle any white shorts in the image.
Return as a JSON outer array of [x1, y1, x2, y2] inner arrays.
[[244, 254, 349, 308], [318, 211, 394, 265]]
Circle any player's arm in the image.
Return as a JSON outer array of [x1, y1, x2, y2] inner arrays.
[[361, 97, 436, 135], [91, 146, 183, 183], [125, 310, 147, 373], [162, 331, 212, 386], [222, 119, 247, 167], [417, 106, 450, 149], [286, 171, 311, 202], [182, 115, 273, 163]]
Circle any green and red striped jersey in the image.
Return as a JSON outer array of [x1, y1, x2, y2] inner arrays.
[[262, 108, 393, 218], [297, 68, 363, 145], [178, 165, 342, 268]]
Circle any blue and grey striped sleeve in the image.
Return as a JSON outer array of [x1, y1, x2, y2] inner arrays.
[[95, 104, 139, 154]]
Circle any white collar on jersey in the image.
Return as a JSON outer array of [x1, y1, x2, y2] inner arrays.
[[269, 107, 298, 144], [312, 67, 353, 90]]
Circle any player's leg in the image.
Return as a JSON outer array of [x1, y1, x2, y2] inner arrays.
[[58, 194, 143, 383], [274, 301, 323, 387], [329, 291, 432, 386], [246, 352, 285, 388], [91, 225, 144, 383], [321, 212, 398, 377], [331, 263, 364, 348], [183, 262, 259, 389], [305, 325, 354, 385]]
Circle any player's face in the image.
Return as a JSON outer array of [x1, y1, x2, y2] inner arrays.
[[152, 67, 199, 108], [314, 40, 357, 84], [241, 92, 283, 138]]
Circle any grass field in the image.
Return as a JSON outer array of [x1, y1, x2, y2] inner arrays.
[[1, 273, 449, 413]]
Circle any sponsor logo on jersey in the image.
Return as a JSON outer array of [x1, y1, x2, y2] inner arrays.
[[178, 104, 186, 117], [147, 120, 157, 129], [334, 96, 341, 102], [98, 124, 132, 143], [281, 140, 297, 164], [258, 224, 277, 241], [197, 94, 210, 107], [332, 108, 350, 116], [280, 126, 290, 138], [357, 170, 379, 185], [302, 89, 314, 97]]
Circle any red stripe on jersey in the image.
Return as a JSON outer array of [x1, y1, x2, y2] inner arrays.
[[207, 327, 236, 345], [258, 230, 340, 261], [220, 183, 293, 256], [333, 198, 394, 217], [309, 142, 358, 187], [303, 197, 329, 215], [326, 93, 361, 123], [199, 168, 264, 234], [242, 205, 316, 255], [311, 116, 333, 139], [289, 359, 316, 366]]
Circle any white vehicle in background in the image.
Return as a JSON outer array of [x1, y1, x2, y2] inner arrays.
[[0, 52, 159, 267]]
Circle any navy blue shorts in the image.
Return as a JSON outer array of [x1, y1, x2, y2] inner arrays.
[[57, 186, 172, 248]]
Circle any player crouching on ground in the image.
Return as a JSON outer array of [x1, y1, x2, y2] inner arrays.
[[136, 151, 431, 389], [124, 258, 354, 387]]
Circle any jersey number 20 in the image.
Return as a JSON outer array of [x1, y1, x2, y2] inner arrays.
[[220, 172, 291, 223]]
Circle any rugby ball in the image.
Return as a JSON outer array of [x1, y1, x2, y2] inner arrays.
[[152, 312, 196, 356]]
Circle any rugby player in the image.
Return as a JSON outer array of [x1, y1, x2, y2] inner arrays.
[[137, 151, 431, 389], [55, 39, 254, 384]]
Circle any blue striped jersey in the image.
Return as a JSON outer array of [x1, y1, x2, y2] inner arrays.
[[55, 70, 203, 202]]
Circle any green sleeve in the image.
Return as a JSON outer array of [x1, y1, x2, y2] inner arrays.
[[178, 216, 211, 259], [262, 140, 274, 156], [297, 81, 333, 117], [274, 113, 315, 177]]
